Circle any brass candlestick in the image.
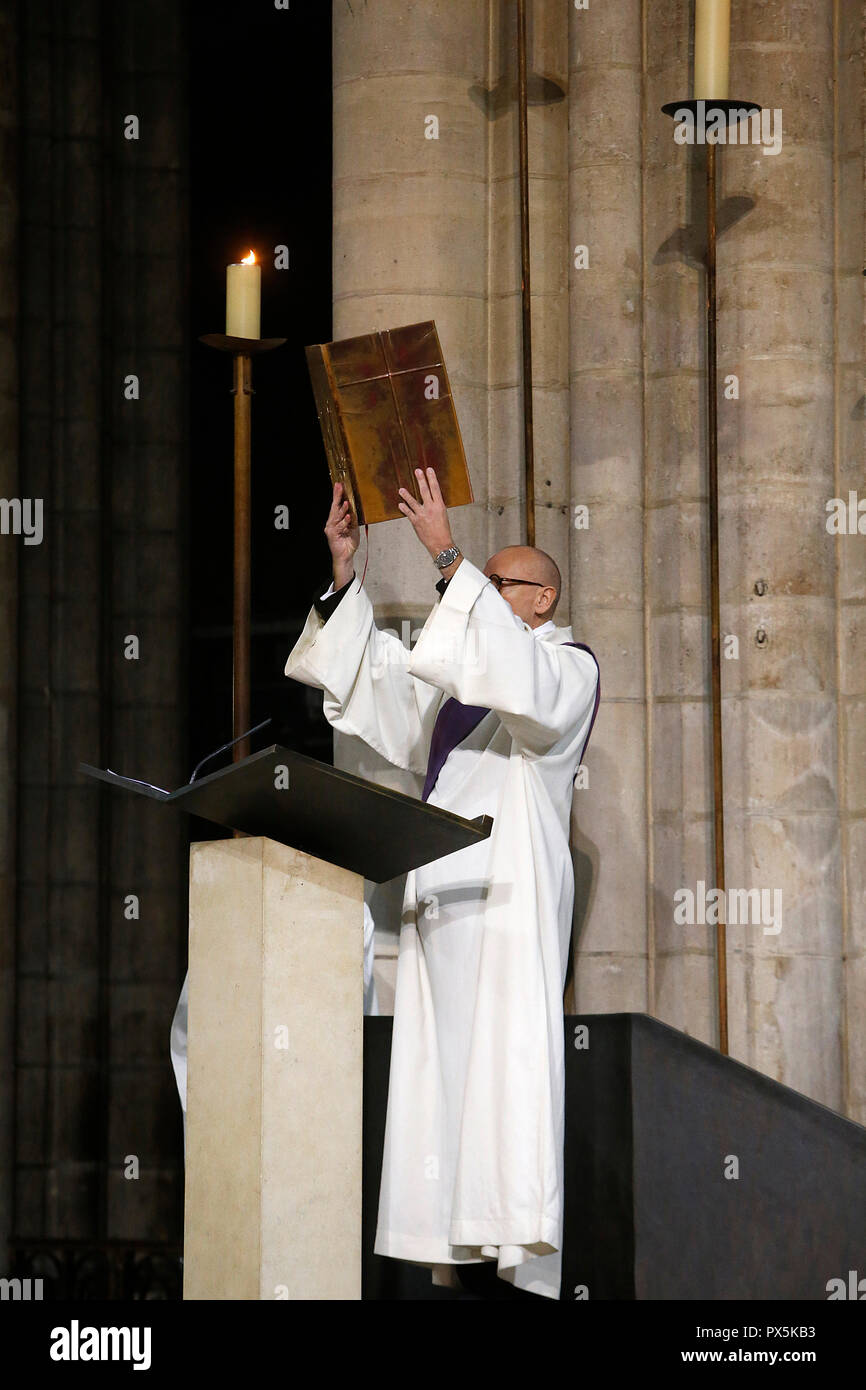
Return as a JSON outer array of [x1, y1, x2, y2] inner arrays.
[[199, 333, 286, 770]]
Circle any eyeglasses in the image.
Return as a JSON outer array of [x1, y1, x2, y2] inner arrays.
[[486, 574, 546, 592]]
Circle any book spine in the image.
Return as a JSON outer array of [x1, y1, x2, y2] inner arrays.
[[305, 344, 364, 526]]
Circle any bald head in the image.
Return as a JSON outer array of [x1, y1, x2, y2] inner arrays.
[[483, 545, 562, 627]]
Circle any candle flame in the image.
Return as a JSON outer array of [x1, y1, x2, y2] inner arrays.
[[241, 249, 256, 265]]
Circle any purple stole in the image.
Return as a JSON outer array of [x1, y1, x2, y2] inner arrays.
[[421, 641, 600, 802]]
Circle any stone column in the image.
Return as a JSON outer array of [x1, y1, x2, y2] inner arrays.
[[103, 0, 189, 1242], [836, 1, 866, 1123], [331, 0, 493, 1003], [643, 2, 718, 1044], [640, 0, 855, 1108], [717, 0, 842, 1103], [14, 0, 92, 1243], [568, 1, 649, 1015], [0, 0, 18, 1258], [485, 0, 570, 566], [14, 0, 188, 1243]]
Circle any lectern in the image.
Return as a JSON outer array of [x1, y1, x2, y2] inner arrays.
[[80, 744, 492, 1300]]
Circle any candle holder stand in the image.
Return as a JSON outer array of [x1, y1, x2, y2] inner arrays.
[[199, 332, 286, 771]]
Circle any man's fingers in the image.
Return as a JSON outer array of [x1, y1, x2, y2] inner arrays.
[[397, 486, 419, 513], [326, 484, 352, 532], [424, 466, 443, 503], [414, 468, 432, 504]]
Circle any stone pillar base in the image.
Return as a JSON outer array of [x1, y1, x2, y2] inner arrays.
[[183, 836, 364, 1300]]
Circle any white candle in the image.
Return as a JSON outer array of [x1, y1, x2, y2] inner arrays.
[[226, 250, 261, 338], [694, 0, 731, 100]]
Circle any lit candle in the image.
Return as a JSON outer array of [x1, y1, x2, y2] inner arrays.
[[694, 0, 731, 100], [226, 250, 261, 338]]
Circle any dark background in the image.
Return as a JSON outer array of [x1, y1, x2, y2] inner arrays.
[[7, 0, 335, 1295], [189, 0, 335, 783]]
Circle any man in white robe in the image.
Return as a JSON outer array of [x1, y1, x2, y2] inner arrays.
[[284, 467, 599, 1300]]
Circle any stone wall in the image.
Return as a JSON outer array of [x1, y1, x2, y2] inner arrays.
[[331, 0, 866, 1120], [0, 0, 19, 1259], [0, 0, 189, 1254]]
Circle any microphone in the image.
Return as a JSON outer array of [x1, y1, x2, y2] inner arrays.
[[188, 716, 273, 784]]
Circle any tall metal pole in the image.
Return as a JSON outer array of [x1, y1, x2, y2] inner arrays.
[[232, 352, 253, 766], [199, 331, 284, 804], [706, 141, 728, 1057], [516, 0, 535, 547]]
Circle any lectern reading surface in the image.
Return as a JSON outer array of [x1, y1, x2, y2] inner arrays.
[[79, 742, 492, 883]]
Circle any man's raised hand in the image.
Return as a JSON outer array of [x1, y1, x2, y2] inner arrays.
[[324, 481, 359, 588], [397, 467, 454, 559]]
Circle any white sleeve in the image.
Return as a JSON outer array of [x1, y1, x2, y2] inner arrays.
[[406, 557, 598, 758], [284, 579, 443, 775], [170, 973, 189, 1160], [362, 901, 379, 1017]]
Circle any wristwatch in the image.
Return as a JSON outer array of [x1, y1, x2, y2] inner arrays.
[[433, 544, 462, 570]]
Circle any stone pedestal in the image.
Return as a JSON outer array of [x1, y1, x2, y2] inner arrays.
[[183, 836, 364, 1300]]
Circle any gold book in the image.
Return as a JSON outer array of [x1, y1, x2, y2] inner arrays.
[[305, 320, 474, 526]]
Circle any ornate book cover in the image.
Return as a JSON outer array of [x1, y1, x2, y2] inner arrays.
[[305, 320, 474, 526]]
